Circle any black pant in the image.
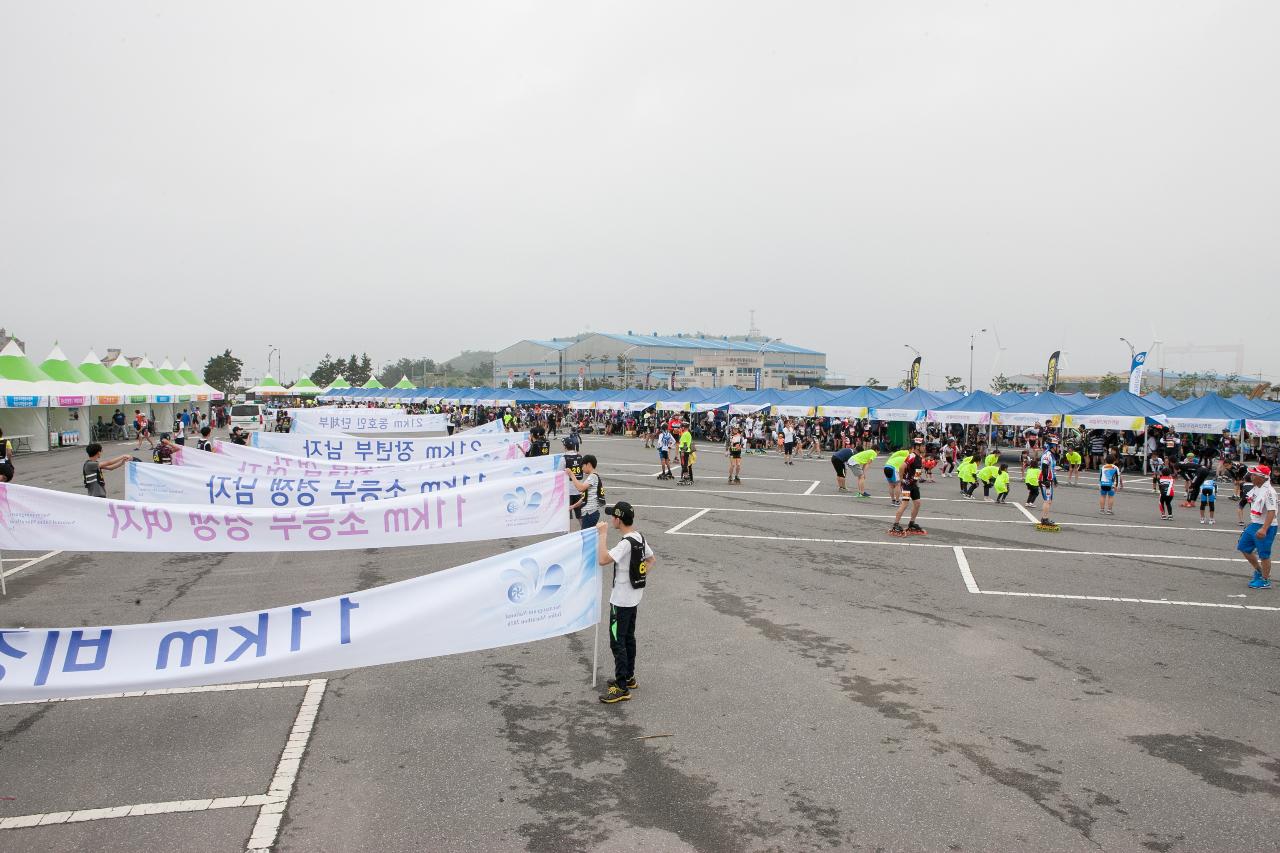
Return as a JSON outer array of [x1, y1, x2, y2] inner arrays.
[[610, 605, 638, 684], [580, 510, 600, 529], [1160, 495, 1173, 515]]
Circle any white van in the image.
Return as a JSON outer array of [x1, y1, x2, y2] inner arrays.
[[229, 402, 267, 431]]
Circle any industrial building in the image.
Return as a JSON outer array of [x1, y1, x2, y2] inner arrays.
[[495, 332, 826, 390]]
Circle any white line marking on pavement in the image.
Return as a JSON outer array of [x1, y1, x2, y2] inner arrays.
[[605, 463, 812, 482], [803, 480, 821, 496], [668, 529, 1243, 562], [615, 485, 813, 497], [632, 504, 1236, 537], [0, 677, 328, 852], [665, 508, 711, 535], [248, 678, 327, 852], [0, 550, 62, 583], [974, 589, 1280, 612], [1013, 503, 1038, 524], [954, 547, 980, 593]]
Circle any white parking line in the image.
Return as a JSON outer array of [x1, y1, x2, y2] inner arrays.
[[632, 503, 1237, 536], [952, 548, 1280, 613], [803, 480, 821, 496], [954, 546, 979, 593], [0, 678, 328, 852], [666, 508, 711, 535], [1013, 503, 1038, 524], [668, 528, 1243, 562]]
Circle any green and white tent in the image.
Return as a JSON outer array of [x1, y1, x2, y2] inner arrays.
[[362, 377, 385, 389], [249, 374, 290, 397], [79, 351, 134, 404], [394, 375, 416, 389], [325, 375, 351, 392], [289, 376, 323, 396]]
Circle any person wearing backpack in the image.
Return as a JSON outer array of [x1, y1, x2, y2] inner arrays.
[[566, 454, 605, 529], [596, 502, 657, 704]]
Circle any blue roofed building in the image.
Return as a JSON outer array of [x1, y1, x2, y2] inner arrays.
[[495, 332, 826, 390]]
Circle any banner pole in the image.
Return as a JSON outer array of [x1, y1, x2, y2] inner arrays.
[[591, 620, 599, 687], [1, 549, 6, 596]]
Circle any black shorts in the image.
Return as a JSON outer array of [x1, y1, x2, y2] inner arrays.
[[904, 483, 921, 501], [784, 442, 795, 454], [730, 450, 742, 459], [659, 450, 669, 460], [832, 458, 847, 477], [0, 462, 13, 480]]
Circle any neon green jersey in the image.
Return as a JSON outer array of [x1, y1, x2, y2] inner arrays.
[[678, 431, 693, 451], [1066, 451, 1082, 465], [977, 465, 999, 483], [957, 461, 977, 483], [1025, 468, 1041, 486], [984, 454, 999, 469], [853, 449, 877, 466], [994, 472, 1010, 493], [886, 450, 909, 469]]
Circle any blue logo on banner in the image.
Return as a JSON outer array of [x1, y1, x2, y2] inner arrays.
[[503, 558, 565, 606], [503, 486, 543, 514]]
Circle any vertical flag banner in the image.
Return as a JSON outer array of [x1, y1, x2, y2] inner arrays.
[[909, 357, 922, 390], [0, 529, 600, 702], [528, 371, 535, 390], [753, 366, 762, 391], [506, 370, 514, 389], [1128, 352, 1147, 395], [1045, 351, 1061, 393], [578, 367, 585, 391]]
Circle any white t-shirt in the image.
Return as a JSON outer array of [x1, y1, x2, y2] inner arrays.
[[783, 427, 795, 443], [1247, 481, 1278, 529], [583, 472, 602, 514], [608, 532, 655, 608]]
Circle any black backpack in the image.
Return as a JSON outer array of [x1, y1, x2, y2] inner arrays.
[[623, 533, 648, 589]]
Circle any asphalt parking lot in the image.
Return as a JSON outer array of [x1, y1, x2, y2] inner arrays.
[[1, 432, 1277, 852]]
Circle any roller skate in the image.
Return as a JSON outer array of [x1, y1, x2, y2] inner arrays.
[[889, 523, 906, 538], [1035, 518, 1061, 532], [905, 523, 927, 536]]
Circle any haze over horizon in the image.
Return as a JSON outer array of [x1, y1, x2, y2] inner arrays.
[[3, 2, 1276, 388]]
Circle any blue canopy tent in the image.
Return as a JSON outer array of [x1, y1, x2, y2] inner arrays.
[[727, 389, 785, 414], [1141, 393, 1176, 410], [1229, 394, 1271, 415], [1159, 395, 1252, 433], [931, 389, 965, 404], [926, 390, 1008, 425], [991, 392, 1083, 428], [770, 387, 838, 417], [817, 386, 892, 419], [1067, 392, 1167, 430], [869, 388, 944, 422]]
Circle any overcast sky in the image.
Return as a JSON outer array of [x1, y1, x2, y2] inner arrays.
[[2, 2, 1276, 388]]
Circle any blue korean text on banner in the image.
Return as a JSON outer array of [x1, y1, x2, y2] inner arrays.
[[251, 430, 529, 463], [0, 530, 600, 702]]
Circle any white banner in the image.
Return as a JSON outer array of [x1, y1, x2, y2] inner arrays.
[[0, 470, 567, 553], [992, 412, 1063, 427], [288, 408, 447, 434], [1160, 417, 1241, 434], [176, 440, 526, 478], [925, 409, 991, 425], [816, 405, 869, 419], [0, 529, 599, 702], [1065, 414, 1147, 431], [126, 454, 564, 507], [771, 405, 816, 417], [461, 419, 505, 435], [1246, 418, 1280, 437], [869, 407, 925, 422], [251, 430, 530, 463]]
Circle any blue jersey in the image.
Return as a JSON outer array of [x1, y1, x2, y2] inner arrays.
[[1200, 479, 1217, 498], [1040, 450, 1057, 484], [1099, 465, 1118, 487]]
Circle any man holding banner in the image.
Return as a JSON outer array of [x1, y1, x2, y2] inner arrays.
[[596, 502, 656, 704]]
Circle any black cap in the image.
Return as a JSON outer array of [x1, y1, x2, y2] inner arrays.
[[605, 502, 635, 525]]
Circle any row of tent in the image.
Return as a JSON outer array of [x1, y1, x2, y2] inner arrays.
[[316, 385, 1280, 436], [247, 373, 420, 396], [0, 342, 223, 407]]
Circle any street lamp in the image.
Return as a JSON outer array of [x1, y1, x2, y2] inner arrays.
[[267, 346, 279, 381], [969, 329, 987, 394], [1120, 337, 1136, 361], [619, 345, 639, 389], [756, 337, 781, 389]]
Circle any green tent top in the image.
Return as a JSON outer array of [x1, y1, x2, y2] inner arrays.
[[362, 377, 385, 389], [135, 356, 169, 387], [38, 344, 94, 384], [394, 375, 416, 389], [327, 375, 351, 389], [109, 355, 148, 386], [0, 340, 55, 384], [78, 351, 121, 386], [290, 376, 322, 395], [178, 360, 204, 386], [158, 358, 186, 386]]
